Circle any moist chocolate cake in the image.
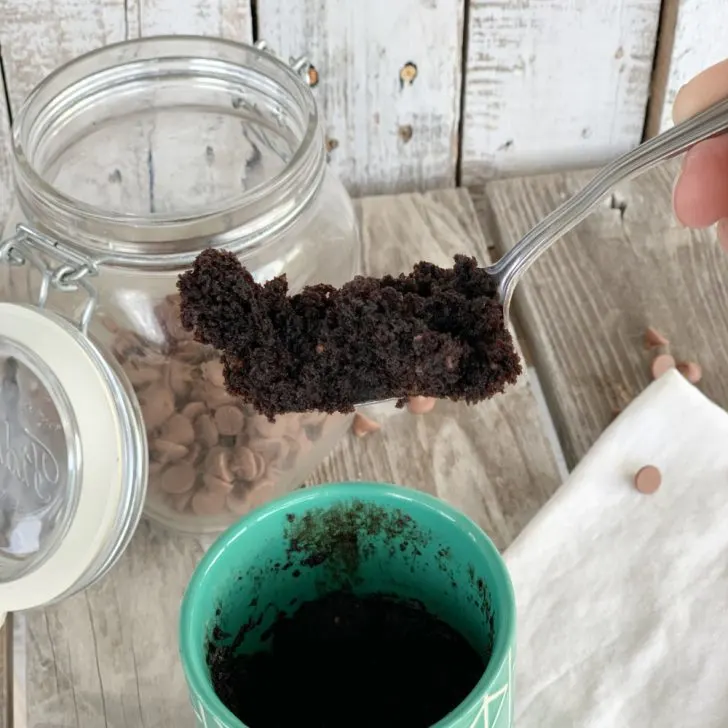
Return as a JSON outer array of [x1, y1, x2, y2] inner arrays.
[[177, 249, 522, 418], [208, 590, 487, 728]]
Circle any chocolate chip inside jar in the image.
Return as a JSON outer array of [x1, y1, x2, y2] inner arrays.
[[177, 249, 523, 419], [107, 295, 341, 526]]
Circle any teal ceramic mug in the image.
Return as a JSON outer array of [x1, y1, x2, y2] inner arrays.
[[179, 482, 516, 727]]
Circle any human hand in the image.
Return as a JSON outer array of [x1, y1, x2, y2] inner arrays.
[[672, 59, 728, 248]]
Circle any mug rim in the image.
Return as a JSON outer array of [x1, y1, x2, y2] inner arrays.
[[179, 481, 516, 727]]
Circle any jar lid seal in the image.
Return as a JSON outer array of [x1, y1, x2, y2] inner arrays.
[[0, 303, 142, 610]]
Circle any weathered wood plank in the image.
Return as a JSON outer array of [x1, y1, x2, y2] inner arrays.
[[480, 161, 728, 467], [125, 0, 253, 39], [122, 0, 254, 218], [0, 0, 126, 231], [318, 190, 563, 547], [23, 189, 561, 726], [0, 0, 127, 114], [0, 617, 8, 728], [0, 62, 13, 239], [256, 0, 465, 196], [460, 0, 662, 184], [648, 0, 728, 134]]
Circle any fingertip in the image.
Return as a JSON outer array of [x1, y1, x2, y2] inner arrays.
[[673, 59, 728, 124], [672, 136, 728, 228]]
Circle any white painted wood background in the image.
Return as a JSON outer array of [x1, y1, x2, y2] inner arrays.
[[0, 0, 726, 223]]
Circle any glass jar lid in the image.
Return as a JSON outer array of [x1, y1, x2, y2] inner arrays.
[[0, 230, 147, 612]]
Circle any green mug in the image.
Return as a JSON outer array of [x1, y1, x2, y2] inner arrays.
[[179, 482, 516, 727]]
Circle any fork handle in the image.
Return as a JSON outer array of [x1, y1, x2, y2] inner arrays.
[[491, 96, 728, 308]]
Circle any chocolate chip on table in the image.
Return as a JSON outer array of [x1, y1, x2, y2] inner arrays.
[[107, 294, 340, 521], [677, 361, 702, 384], [352, 412, 381, 438], [644, 327, 669, 349], [650, 353, 676, 380], [634, 465, 662, 495], [407, 396, 436, 415]]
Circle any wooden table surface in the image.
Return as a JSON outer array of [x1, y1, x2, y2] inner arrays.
[[6, 163, 726, 727]]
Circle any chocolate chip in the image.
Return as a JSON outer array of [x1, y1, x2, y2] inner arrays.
[[202, 360, 226, 388], [181, 401, 207, 420], [677, 361, 702, 384], [650, 354, 675, 380], [203, 473, 234, 494], [407, 396, 436, 415], [352, 413, 381, 437], [197, 381, 237, 409], [160, 413, 196, 446], [644, 327, 669, 349], [110, 306, 341, 520], [195, 414, 219, 449], [151, 439, 189, 465], [191, 488, 227, 515], [231, 446, 258, 481], [214, 405, 245, 436], [205, 447, 234, 483], [168, 361, 195, 398], [160, 463, 196, 494], [139, 385, 175, 430], [125, 362, 162, 387], [634, 465, 661, 495]]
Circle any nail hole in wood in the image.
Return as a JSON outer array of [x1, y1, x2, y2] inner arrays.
[[399, 62, 418, 89], [398, 125, 413, 144]]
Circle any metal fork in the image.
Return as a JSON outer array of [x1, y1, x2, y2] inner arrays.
[[356, 97, 728, 409], [493, 97, 728, 325]]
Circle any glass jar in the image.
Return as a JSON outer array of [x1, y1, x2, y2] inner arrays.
[[0, 36, 360, 546]]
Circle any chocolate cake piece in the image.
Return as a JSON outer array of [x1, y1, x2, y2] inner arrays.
[[177, 249, 522, 418]]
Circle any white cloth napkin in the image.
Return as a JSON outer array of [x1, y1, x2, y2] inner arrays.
[[504, 369, 728, 727]]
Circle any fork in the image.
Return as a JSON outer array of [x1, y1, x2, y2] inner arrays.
[[492, 97, 728, 326], [356, 97, 728, 409]]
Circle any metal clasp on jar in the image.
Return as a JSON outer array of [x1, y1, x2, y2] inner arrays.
[[254, 40, 317, 87], [0, 224, 101, 334]]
